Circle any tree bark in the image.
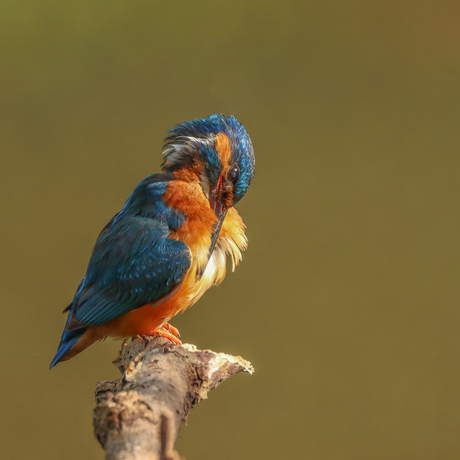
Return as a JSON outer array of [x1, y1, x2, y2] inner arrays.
[[93, 337, 254, 460]]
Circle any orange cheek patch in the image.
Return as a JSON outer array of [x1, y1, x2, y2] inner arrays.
[[214, 132, 232, 169]]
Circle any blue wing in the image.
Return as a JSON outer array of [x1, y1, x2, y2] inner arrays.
[[66, 215, 191, 329]]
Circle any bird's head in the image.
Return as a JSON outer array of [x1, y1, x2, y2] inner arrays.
[[162, 113, 255, 215]]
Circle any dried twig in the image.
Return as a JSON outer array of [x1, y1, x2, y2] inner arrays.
[[93, 337, 254, 460]]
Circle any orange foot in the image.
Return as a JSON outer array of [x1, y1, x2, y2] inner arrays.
[[142, 323, 182, 345], [161, 323, 181, 340]]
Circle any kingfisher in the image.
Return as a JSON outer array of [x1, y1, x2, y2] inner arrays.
[[50, 114, 255, 368]]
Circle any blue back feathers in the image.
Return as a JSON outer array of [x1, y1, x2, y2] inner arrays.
[[70, 174, 191, 327], [117, 174, 186, 229]]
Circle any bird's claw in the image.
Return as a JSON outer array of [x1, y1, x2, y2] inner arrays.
[[161, 322, 181, 340], [143, 323, 182, 345]]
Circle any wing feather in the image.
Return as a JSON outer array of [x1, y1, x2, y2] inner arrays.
[[66, 216, 190, 330]]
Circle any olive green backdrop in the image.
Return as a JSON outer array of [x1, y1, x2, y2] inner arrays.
[[1, 1, 459, 459]]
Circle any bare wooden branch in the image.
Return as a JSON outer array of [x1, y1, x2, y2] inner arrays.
[[93, 337, 254, 460]]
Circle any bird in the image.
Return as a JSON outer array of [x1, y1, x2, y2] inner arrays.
[[50, 114, 255, 368]]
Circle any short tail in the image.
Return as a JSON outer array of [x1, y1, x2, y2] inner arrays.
[[49, 326, 87, 368]]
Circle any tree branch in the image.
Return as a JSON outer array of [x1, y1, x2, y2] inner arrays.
[[93, 337, 254, 460]]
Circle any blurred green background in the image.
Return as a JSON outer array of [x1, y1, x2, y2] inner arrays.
[[1, 1, 459, 459]]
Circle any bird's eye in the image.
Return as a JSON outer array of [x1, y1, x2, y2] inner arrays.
[[228, 164, 240, 182]]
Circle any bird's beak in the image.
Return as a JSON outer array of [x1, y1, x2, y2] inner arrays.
[[208, 176, 228, 258], [197, 176, 228, 280]]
